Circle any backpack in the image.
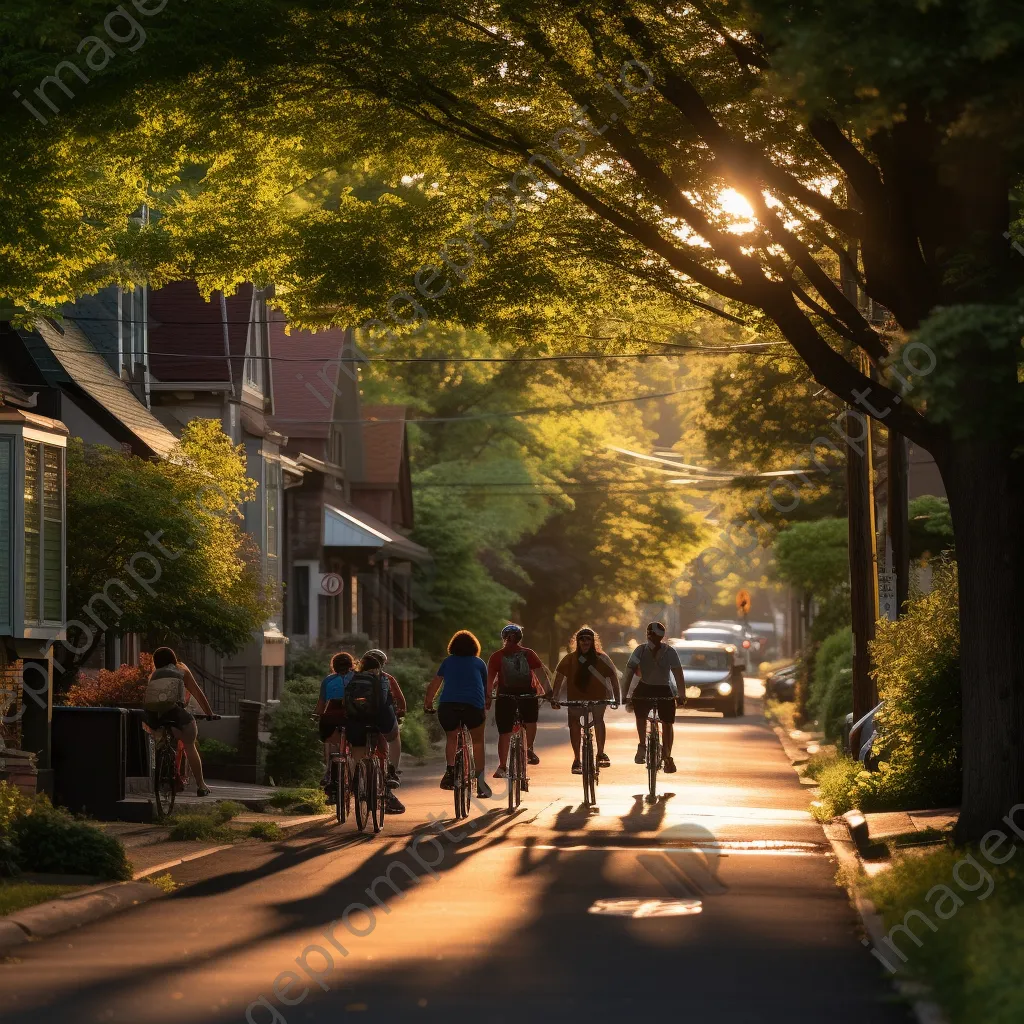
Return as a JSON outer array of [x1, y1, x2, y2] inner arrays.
[[501, 650, 533, 693], [144, 665, 185, 715], [343, 671, 383, 721]]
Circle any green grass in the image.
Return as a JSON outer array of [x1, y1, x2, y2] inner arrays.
[[863, 843, 1024, 1024], [266, 788, 327, 814], [806, 751, 866, 821], [0, 881, 85, 915], [166, 814, 237, 843], [248, 821, 284, 841]]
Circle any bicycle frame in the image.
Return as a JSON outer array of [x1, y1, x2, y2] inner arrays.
[[562, 699, 616, 807], [645, 708, 662, 804], [497, 693, 542, 812], [354, 728, 389, 834]]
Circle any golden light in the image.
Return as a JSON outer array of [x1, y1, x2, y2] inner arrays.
[[717, 188, 756, 220]]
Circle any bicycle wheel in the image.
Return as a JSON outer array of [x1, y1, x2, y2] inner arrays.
[[582, 732, 597, 806], [453, 747, 466, 819], [646, 721, 660, 803], [370, 760, 386, 834], [355, 760, 370, 831], [154, 744, 176, 818], [334, 757, 348, 824], [508, 732, 521, 812]]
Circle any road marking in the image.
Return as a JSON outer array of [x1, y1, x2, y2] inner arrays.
[[589, 897, 702, 917], [508, 843, 827, 857]]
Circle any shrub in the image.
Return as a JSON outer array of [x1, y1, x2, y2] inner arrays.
[[167, 814, 236, 843], [197, 738, 239, 763], [810, 627, 853, 742], [63, 653, 154, 707], [213, 800, 246, 822], [267, 788, 327, 814], [248, 821, 283, 841], [857, 561, 961, 811], [13, 806, 132, 879], [286, 646, 332, 681], [387, 648, 435, 710], [808, 751, 866, 821], [264, 676, 323, 787], [399, 709, 431, 757]]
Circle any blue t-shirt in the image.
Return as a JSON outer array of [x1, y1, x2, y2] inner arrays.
[[436, 655, 488, 708], [320, 671, 353, 703]]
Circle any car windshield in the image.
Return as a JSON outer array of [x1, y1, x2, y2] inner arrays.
[[684, 631, 734, 644], [677, 650, 729, 671]]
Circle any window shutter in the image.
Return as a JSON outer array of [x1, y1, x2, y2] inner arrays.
[[23, 441, 40, 624], [0, 438, 11, 632], [42, 446, 63, 622]]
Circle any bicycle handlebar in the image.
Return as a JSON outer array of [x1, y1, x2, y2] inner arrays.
[[556, 698, 618, 706]]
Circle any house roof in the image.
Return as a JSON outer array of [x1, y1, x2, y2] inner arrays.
[[359, 405, 407, 485], [324, 502, 429, 563], [267, 318, 355, 439], [148, 281, 253, 385], [32, 318, 180, 459]]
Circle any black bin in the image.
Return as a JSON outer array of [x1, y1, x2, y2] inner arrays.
[[52, 706, 128, 817]]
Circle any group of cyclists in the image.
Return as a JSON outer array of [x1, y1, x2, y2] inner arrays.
[[141, 620, 687, 811]]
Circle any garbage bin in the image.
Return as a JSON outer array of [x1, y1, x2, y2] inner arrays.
[[52, 706, 128, 817]]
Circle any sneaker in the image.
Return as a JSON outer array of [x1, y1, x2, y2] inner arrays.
[[477, 778, 493, 799], [385, 794, 406, 814], [387, 765, 401, 788], [663, 756, 677, 774], [493, 765, 508, 779], [634, 744, 645, 765], [196, 787, 211, 797], [597, 753, 611, 768], [439, 766, 455, 791], [527, 749, 540, 765], [571, 760, 582, 774]]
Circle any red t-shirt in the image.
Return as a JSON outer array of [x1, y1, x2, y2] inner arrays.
[[487, 643, 543, 694]]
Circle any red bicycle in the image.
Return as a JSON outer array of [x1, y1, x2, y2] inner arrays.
[[146, 712, 219, 818]]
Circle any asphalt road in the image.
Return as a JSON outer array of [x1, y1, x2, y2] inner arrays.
[[1, 682, 910, 1024]]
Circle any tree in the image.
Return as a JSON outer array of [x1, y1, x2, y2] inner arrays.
[[5, 2, 1022, 836], [62, 420, 275, 680], [773, 519, 850, 601]]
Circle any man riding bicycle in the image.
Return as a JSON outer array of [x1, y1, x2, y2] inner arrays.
[[551, 626, 621, 773], [620, 622, 685, 773], [364, 648, 406, 789], [487, 624, 551, 779]]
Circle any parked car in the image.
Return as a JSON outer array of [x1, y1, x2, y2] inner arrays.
[[764, 664, 797, 702], [667, 639, 745, 717], [682, 621, 758, 671], [606, 645, 635, 674]]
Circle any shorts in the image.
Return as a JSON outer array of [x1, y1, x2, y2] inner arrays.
[[319, 711, 347, 742], [345, 705, 399, 747], [437, 702, 486, 732], [630, 684, 676, 724], [494, 692, 541, 734], [567, 702, 607, 726]]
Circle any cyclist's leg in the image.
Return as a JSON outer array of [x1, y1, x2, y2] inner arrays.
[[172, 718, 208, 791], [593, 704, 608, 755], [520, 695, 541, 758], [494, 696, 514, 769], [659, 699, 677, 757], [567, 709, 582, 759]]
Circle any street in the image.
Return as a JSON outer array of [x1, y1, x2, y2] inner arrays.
[[1, 683, 909, 1024]]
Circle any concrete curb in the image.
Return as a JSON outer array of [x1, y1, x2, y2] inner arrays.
[[0, 880, 164, 957], [132, 844, 235, 880]]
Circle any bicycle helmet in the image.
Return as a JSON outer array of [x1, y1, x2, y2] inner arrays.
[[501, 624, 524, 642], [364, 648, 388, 665]]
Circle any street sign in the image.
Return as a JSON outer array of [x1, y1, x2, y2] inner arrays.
[[319, 572, 343, 597], [878, 572, 897, 621], [736, 589, 751, 615]]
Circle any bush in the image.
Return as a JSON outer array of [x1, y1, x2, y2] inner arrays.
[[286, 646, 332, 681], [63, 653, 154, 707], [810, 626, 853, 741], [13, 806, 132, 879], [808, 751, 866, 821], [197, 738, 238, 763], [248, 821, 283, 841], [399, 709, 431, 757], [264, 676, 323, 787], [387, 648, 435, 709], [167, 814, 236, 843], [857, 561, 961, 811], [266, 788, 327, 814]]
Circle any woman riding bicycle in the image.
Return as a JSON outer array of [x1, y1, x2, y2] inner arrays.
[[314, 651, 355, 785], [424, 630, 492, 799], [142, 646, 214, 797], [551, 626, 621, 773]]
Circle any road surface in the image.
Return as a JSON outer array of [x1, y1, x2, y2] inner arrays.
[[1, 682, 909, 1023]]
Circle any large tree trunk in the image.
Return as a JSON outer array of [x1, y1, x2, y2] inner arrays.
[[944, 441, 1024, 842]]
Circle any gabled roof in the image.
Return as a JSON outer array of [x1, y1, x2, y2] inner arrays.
[[359, 405, 407, 485], [324, 502, 429, 563], [148, 280, 252, 385], [32, 319, 179, 459]]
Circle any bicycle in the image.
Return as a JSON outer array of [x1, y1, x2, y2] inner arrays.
[[148, 712, 220, 819], [496, 693, 543, 812], [558, 699, 617, 807], [424, 708, 474, 820], [312, 707, 355, 825], [644, 705, 662, 804], [353, 726, 389, 834]]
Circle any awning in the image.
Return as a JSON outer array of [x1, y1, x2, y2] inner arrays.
[[324, 504, 430, 563]]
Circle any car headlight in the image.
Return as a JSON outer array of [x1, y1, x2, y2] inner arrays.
[[717, 681, 732, 696]]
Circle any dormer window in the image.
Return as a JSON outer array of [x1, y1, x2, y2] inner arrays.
[[243, 291, 267, 396]]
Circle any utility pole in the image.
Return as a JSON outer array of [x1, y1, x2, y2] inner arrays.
[[887, 429, 911, 612]]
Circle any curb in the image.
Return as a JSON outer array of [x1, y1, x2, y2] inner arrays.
[[132, 844, 235, 880], [0, 880, 164, 957]]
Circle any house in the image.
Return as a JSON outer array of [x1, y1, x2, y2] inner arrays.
[[267, 318, 428, 652]]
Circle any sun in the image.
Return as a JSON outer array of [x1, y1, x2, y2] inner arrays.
[[717, 187, 756, 220]]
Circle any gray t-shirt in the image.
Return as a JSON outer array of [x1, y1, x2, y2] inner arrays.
[[626, 642, 682, 693]]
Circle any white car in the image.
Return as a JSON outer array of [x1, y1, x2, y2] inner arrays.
[[682, 622, 755, 671], [667, 639, 745, 717]]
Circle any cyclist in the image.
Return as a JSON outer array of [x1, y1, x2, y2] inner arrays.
[[551, 626, 621, 773], [363, 649, 406, 788], [345, 653, 405, 814], [424, 630, 492, 798], [314, 652, 355, 787], [487, 624, 552, 779], [620, 622, 685, 773], [143, 646, 215, 797]]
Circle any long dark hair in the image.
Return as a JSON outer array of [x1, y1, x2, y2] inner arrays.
[[568, 627, 603, 654], [152, 646, 178, 669], [448, 630, 481, 657]]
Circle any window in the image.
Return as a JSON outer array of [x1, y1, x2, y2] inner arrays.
[[328, 429, 344, 467], [265, 459, 280, 577], [244, 296, 266, 394], [23, 441, 64, 625]]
